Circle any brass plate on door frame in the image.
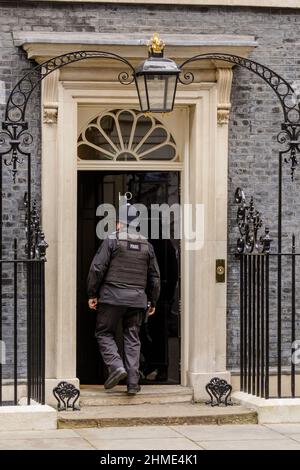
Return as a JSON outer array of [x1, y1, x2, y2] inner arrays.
[[216, 259, 225, 283]]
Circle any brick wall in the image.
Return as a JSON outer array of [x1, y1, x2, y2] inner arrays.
[[1, 1, 300, 374]]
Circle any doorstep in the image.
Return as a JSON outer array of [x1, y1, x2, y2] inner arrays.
[[80, 385, 193, 406], [58, 402, 257, 428]]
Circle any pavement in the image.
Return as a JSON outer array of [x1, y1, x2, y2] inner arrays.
[[2, 423, 300, 450]]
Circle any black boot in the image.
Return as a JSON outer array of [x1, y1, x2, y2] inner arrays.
[[127, 384, 141, 395], [104, 367, 127, 389]]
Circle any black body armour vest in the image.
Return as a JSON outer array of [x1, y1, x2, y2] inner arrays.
[[104, 233, 150, 288]]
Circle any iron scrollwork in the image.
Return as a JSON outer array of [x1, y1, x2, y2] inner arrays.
[[53, 381, 80, 411], [0, 122, 32, 183], [205, 377, 233, 407], [179, 53, 300, 125], [178, 53, 300, 180], [24, 193, 48, 260], [5, 50, 135, 124], [1, 50, 135, 182], [118, 71, 135, 85], [178, 71, 194, 85], [0, 50, 135, 258], [277, 124, 300, 181], [235, 187, 273, 254]]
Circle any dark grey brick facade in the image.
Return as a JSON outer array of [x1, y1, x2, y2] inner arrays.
[[1, 1, 300, 374]]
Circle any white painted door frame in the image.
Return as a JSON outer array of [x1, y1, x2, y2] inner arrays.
[[76, 102, 187, 386]]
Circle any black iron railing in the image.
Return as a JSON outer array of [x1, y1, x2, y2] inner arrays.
[[239, 253, 269, 398], [236, 189, 300, 399], [239, 249, 300, 399], [0, 248, 46, 406]]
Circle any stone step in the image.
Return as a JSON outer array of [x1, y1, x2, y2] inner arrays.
[[79, 385, 193, 406], [58, 403, 258, 428]]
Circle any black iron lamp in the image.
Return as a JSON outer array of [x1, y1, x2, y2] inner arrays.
[[135, 33, 181, 113]]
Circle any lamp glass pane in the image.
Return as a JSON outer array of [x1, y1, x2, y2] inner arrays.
[[165, 75, 177, 112], [136, 75, 148, 112], [146, 74, 167, 112]]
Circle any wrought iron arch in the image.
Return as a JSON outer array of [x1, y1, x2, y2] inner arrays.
[[5, 50, 135, 123], [179, 52, 300, 252], [179, 53, 300, 126], [5, 51, 299, 126], [0, 50, 136, 261]]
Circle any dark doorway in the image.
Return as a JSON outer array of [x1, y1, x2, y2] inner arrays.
[[77, 171, 181, 385]]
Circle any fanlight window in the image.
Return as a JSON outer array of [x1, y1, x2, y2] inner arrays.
[[77, 109, 178, 161]]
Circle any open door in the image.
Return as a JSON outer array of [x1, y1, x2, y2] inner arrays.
[[77, 171, 181, 384]]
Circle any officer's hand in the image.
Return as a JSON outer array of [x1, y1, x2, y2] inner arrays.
[[148, 307, 156, 316], [88, 298, 98, 310]]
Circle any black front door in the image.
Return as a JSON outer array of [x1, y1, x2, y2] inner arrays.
[[77, 171, 181, 385]]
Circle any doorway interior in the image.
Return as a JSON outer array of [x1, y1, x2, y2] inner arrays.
[[77, 170, 181, 385]]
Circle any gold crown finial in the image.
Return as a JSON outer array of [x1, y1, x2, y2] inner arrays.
[[148, 33, 165, 54]]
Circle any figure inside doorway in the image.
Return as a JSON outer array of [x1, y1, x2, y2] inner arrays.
[[140, 238, 179, 382]]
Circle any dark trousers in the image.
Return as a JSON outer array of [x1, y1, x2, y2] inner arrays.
[[95, 303, 144, 385]]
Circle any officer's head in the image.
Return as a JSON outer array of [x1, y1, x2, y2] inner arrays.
[[117, 203, 139, 231]]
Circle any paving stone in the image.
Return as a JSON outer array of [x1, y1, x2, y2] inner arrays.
[[90, 437, 202, 451], [0, 429, 77, 440], [0, 437, 95, 450], [76, 425, 182, 440], [171, 423, 286, 441], [265, 423, 300, 435], [286, 434, 300, 444], [200, 438, 300, 450]]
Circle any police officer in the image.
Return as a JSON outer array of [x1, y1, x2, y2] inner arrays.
[[87, 204, 160, 395]]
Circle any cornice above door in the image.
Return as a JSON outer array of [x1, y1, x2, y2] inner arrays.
[[13, 32, 257, 83]]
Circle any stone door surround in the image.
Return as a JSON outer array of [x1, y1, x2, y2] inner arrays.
[[14, 32, 256, 403]]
